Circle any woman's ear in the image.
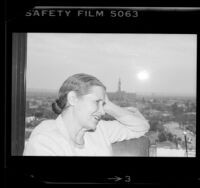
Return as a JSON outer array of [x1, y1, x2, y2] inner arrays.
[[67, 91, 78, 106]]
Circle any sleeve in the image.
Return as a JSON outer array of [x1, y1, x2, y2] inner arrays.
[[99, 115, 150, 144], [23, 134, 63, 156]]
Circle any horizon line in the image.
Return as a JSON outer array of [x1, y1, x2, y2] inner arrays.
[[26, 88, 196, 98]]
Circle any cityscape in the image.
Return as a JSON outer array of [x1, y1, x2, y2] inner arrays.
[[25, 79, 196, 157]]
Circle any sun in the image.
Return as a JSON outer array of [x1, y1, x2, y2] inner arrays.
[[137, 70, 149, 81]]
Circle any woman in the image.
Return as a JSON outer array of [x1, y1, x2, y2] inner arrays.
[[23, 73, 150, 156]]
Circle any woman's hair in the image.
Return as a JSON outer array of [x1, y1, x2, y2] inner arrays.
[[52, 73, 106, 114]]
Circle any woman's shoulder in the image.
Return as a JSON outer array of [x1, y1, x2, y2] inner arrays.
[[30, 119, 58, 137], [24, 119, 68, 156]]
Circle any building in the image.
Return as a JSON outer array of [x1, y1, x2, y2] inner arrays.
[[118, 78, 121, 93]]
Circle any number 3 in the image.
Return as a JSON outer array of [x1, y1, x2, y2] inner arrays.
[[125, 175, 131, 182]]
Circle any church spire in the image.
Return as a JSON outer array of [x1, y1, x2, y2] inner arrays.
[[118, 78, 121, 92]]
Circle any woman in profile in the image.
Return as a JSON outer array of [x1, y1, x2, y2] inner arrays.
[[23, 73, 149, 156]]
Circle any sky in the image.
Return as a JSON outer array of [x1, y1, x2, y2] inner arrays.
[[26, 33, 197, 97]]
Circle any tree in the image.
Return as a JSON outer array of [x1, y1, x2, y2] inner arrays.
[[186, 125, 196, 134], [172, 103, 183, 117], [35, 111, 43, 118], [26, 122, 34, 128], [166, 132, 174, 142], [158, 132, 167, 142], [149, 120, 159, 132]]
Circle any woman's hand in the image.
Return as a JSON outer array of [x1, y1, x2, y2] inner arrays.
[[105, 94, 110, 104], [103, 94, 146, 121], [104, 94, 112, 114], [103, 94, 130, 118]]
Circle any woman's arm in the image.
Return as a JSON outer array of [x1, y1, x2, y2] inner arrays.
[[104, 95, 150, 132]]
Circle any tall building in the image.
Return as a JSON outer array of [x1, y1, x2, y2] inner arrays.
[[108, 78, 136, 107], [118, 78, 121, 93]]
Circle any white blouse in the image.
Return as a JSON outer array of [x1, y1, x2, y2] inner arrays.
[[23, 114, 149, 156]]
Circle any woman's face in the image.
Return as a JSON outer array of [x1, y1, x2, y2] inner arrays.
[[73, 86, 106, 131]]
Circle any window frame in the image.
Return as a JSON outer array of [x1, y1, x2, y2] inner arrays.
[[11, 33, 27, 156]]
